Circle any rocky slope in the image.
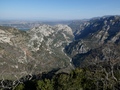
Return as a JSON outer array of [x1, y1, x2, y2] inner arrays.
[[0, 24, 74, 81], [1, 15, 120, 89], [66, 15, 120, 67]]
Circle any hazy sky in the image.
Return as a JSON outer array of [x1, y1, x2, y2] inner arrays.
[[0, 0, 120, 20]]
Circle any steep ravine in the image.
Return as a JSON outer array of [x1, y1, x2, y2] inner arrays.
[[0, 24, 74, 81], [1, 15, 120, 89], [66, 15, 120, 67]]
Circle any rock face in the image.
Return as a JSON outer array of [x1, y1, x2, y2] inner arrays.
[[0, 25, 74, 80], [66, 15, 120, 67]]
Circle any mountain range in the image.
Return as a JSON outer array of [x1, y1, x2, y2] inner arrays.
[[0, 15, 120, 89], [66, 15, 120, 67]]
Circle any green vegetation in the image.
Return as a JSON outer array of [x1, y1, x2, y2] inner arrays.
[[14, 83, 25, 90], [13, 68, 120, 90]]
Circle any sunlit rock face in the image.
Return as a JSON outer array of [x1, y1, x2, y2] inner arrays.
[[0, 24, 74, 80]]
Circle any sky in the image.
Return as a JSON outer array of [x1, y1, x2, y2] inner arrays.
[[0, 0, 120, 21]]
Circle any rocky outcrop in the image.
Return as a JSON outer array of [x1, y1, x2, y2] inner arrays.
[[0, 24, 74, 82], [28, 24, 73, 51]]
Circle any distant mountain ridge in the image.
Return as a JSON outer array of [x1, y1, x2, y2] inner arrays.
[[0, 20, 72, 30], [66, 15, 120, 67]]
